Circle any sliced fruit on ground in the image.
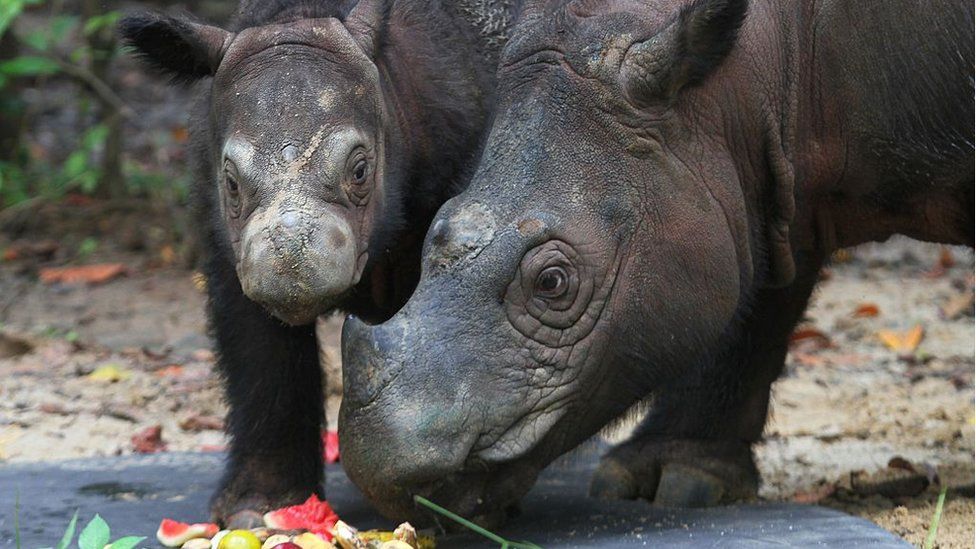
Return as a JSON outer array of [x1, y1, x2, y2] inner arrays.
[[156, 519, 220, 547], [263, 495, 339, 540]]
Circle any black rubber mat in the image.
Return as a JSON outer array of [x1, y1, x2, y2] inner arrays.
[[0, 452, 908, 547]]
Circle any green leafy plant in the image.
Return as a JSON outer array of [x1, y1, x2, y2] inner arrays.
[[413, 495, 542, 549], [45, 512, 146, 549], [922, 484, 948, 549]]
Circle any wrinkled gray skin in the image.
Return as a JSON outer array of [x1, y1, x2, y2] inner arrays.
[[121, 0, 520, 527], [340, 0, 974, 523]]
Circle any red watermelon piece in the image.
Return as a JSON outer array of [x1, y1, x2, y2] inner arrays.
[[156, 519, 219, 547], [323, 430, 340, 464], [263, 495, 339, 540]]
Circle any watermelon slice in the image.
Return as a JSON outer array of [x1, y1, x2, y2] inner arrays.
[[263, 495, 339, 540], [156, 519, 219, 547], [323, 430, 340, 464]]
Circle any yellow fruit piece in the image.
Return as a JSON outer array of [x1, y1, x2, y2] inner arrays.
[[291, 532, 335, 549], [218, 530, 262, 549], [359, 531, 434, 549], [261, 535, 291, 549], [87, 364, 131, 382]]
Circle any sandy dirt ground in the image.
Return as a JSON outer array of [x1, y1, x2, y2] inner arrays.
[[0, 217, 972, 547]]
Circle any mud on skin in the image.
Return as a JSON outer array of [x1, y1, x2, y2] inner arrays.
[[118, 0, 514, 527], [340, 0, 974, 524]]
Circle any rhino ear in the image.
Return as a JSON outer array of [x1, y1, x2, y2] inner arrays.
[[621, 0, 747, 105], [344, 0, 388, 58], [119, 12, 233, 82]]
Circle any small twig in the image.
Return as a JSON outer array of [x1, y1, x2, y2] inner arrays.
[[413, 495, 541, 549], [923, 484, 948, 549], [19, 39, 132, 119], [14, 490, 21, 549], [36, 52, 133, 119]]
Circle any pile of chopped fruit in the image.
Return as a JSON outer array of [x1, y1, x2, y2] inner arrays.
[[156, 496, 433, 549]]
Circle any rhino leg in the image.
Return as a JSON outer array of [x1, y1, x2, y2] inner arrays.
[[591, 258, 823, 506], [205, 248, 324, 527]]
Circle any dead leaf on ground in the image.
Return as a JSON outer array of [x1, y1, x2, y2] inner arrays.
[[850, 461, 930, 498], [923, 247, 956, 278], [793, 482, 837, 504], [179, 414, 224, 432], [159, 245, 176, 265], [2, 240, 59, 262], [0, 332, 34, 359], [852, 303, 880, 318], [131, 425, 167, 453], [39, 402, 71, 415], [877, 325, 924, 354], [39, 263, 127, 285], [789, 327, 832, 352], [831, 249, 852, 263], [154, 364, 185, 378], [792, 352, 826, 367], [87, 364, 132, 383], [940, 290, 974, 320]]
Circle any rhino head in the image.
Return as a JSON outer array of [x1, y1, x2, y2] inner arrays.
[[120, 0, 398, 325], [339, 0, 796, 523]]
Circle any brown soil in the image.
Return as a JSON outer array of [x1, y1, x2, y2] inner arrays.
[[0, 207, 972, 546]]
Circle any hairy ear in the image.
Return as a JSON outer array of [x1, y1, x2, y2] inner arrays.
[[118, 12, 233, 82], [343, 0, 388, 58], [621, 0, 747, 105]]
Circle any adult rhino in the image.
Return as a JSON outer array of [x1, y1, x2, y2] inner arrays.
[[339, 0, 974, 523], [119, 0, 516, 526]]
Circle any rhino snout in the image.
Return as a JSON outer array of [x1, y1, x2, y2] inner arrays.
[[238, 204, 361, 325]]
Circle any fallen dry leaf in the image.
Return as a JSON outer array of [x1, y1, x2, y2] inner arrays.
[[39, 263, 126, 285], [940, 290, 974, 320], [792, 352, 827, 367], [923, 247, 956, 278], [159, 245, 176, 265], [131, 425, 167, 454], [2, 240, 59, 262], [877, 325, 924, 354], [39, 402, 70, 415], [852, 303, 880, 318], [789, 327, 832, 351], [155, 364, 185, 378], [792, 482, 837, 504], [87, 364, 131, 383], [0, 332, 33, 359], [179, 414, 224, 432], [63, 193, 95, 207]]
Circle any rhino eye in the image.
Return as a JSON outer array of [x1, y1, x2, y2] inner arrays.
[[352, 159, 368, 184], [223, 160, 242, 217], [536, 266, 567, 298]]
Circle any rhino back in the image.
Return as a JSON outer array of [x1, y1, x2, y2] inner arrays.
[[809, 0, 973, 196]]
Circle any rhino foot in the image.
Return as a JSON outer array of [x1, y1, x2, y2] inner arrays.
[[210, 466, 320, 528], [589, 438, 758, 507]]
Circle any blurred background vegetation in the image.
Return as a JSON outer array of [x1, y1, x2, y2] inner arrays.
[[0, 0, 234, 265]]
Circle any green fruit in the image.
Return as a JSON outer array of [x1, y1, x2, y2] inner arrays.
[[218, 530, 262, 549]]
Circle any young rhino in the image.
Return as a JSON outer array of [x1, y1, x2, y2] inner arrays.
[[338, 0, 974, 523], [119, 0, 511, 526]]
